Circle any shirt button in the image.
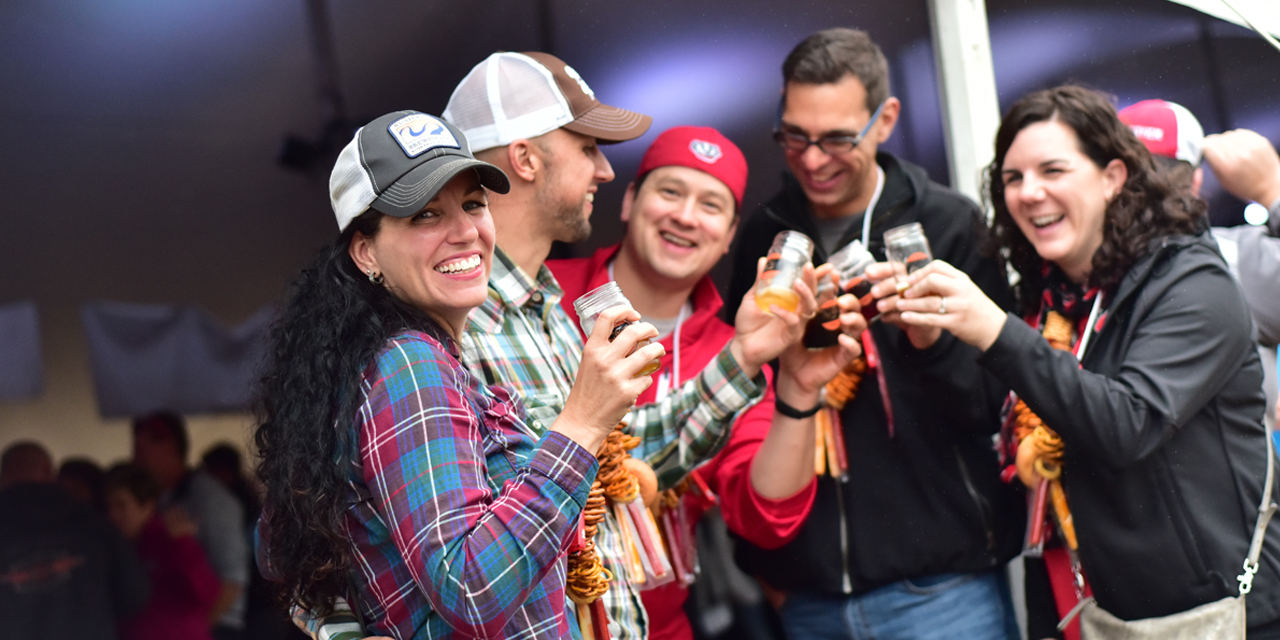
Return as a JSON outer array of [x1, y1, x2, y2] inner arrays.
[[530, 292, 543, 304]]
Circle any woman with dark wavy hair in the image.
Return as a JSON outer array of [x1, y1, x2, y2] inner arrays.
[[254, 111, 663, 639], [870, 86, 1280, 638]]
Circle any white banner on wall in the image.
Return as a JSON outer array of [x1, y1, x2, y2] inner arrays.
[[0, 301, 43, 401], [81, 301, 274, 418]]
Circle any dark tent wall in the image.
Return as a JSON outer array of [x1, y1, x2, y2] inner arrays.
[[0, 0, 1275, 463]]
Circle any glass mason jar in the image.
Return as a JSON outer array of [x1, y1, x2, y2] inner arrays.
[[755, 231, 815, 314], [883, 222, 933, 292], [573, 281, 661, 377], [802, 277, 843, 349], [829, 239, 879, 322]]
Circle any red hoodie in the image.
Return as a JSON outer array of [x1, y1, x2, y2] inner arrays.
[[118, 515, 222, 640], [548, 245, 816, 640]]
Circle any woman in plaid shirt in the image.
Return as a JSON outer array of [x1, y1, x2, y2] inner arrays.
[[254, 112, 666, 639]]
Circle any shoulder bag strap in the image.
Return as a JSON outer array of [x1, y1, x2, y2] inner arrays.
[[1240, 406, 1276, 596]]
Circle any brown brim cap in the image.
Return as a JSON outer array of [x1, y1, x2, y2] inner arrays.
[[443, 51, 650, 152], [521, 51, 651, 143], [563, 102, 652, 144]]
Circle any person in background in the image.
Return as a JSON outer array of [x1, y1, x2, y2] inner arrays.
[[106, 463, 222, 640], [59, 456, 107, 512], [0, 441, 149, 640], [443, 51, 812, 640], [726, 27, 1023, 640], [547, 125, 864, 640], [133, 411, 249, 640], [887, 84, 1280, 638], [201, 444, 262, 525], [1116, 99, 1280, 431], [201, 443, 302, 640]]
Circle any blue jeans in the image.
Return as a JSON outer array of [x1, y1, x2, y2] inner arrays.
[[779, 570, 1019, 640]]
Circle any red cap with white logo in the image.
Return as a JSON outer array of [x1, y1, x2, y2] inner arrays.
[[1117, 99, 1204, 166], [636, 126, 749, 207]]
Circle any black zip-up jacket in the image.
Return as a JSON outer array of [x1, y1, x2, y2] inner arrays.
[[979, 231, 1280, 626], [728, 153, 1024, 596]]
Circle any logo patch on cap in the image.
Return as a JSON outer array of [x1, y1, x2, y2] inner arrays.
[[689, 139, 722, 164], [1130, 124, 1165, 143], [387, 113, 459, 158], [563, 65, 596, 100]]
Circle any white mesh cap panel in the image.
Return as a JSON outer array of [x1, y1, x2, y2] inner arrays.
[[1167, 101, 1205, 166], [442, 64, 494, 131], [329, 129, 378, 231], [443, 52, 573, 153]]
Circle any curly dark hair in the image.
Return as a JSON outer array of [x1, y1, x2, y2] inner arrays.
[[984, 85, 1204, 316], [253, 211, 437, 613]]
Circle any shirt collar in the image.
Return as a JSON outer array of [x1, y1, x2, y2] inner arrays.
[[468, 246, 565, 333]]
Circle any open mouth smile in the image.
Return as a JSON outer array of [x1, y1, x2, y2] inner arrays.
[[435, 254, 481, 274]]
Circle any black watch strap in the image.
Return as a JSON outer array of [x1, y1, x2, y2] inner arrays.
[[775, 396, 823, 419]]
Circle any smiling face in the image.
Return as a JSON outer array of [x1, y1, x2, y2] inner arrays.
[[1001, 119, 1127, 282], [534, 127, 615, 244], [619, 165, 737, 289], [349, 171, 496, 334], [779, 75, 898, 219]]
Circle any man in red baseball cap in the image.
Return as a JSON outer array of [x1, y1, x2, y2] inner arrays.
[[548, 126, 864, 640], [1118, 99, 1280, 432]]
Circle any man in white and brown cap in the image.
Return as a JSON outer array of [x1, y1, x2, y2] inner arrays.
[[443, 50, 825, 640], [301, 50, 812, 640]]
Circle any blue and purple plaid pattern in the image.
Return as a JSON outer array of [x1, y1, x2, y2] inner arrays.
[[342, 327, 598, 639]]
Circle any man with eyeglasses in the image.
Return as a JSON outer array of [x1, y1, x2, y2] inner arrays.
[[726, 28, 1024, 640]]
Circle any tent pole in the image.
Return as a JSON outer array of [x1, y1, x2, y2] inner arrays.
[[927, 0, 1002, 211]]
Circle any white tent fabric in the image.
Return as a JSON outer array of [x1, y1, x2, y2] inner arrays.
[[1168, 0, 1280, 42], [81, 301, 274, 418], [0, 301, 43, 400]]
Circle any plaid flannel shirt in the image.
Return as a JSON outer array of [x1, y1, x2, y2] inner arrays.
[[341, 327, 598, 639], [458, 248, 764, 640]]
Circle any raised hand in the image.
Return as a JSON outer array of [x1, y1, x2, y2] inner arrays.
[[729, 259, 821, 377], [873, 259, 1008, 351], [555, 306, 665, 453]]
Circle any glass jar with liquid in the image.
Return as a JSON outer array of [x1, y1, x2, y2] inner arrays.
[[830, 240, 879, 322], [883, 222, 933, 293], [573, 281, 662, 377], [802, 277, 843, 349], [756, 231, 814, 314]]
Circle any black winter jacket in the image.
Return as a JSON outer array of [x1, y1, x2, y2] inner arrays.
[[729, 154, 1025, 596], [979, 231, 1280, 626]]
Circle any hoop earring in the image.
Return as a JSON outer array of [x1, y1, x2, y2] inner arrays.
[[366, 269, 384, 285]]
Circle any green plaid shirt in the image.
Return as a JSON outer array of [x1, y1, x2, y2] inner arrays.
[[459, 247, 764, 640]]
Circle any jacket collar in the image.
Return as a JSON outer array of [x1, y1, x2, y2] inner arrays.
[[580, 244, 727, 346], [468, 246, 565, 334], [1105, 231, 1217, 316]]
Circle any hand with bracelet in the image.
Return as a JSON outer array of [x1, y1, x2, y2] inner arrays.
[[750, 265, 867, 500]]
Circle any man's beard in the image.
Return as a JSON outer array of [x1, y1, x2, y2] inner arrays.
[[536, 171, 591, 244]]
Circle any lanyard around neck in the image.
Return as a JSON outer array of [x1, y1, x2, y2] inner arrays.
[[1073, 293, 1105, 362], [860, 165, 887, 249]]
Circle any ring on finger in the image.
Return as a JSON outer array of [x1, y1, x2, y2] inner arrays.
[[938, 296, 947, 314]]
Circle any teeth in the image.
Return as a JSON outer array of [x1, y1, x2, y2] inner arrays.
[[660, 232, 695, 248], [436, 255, 481, 274], [586, 193, 594, 203], [1031, 215, 1062, 228]]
